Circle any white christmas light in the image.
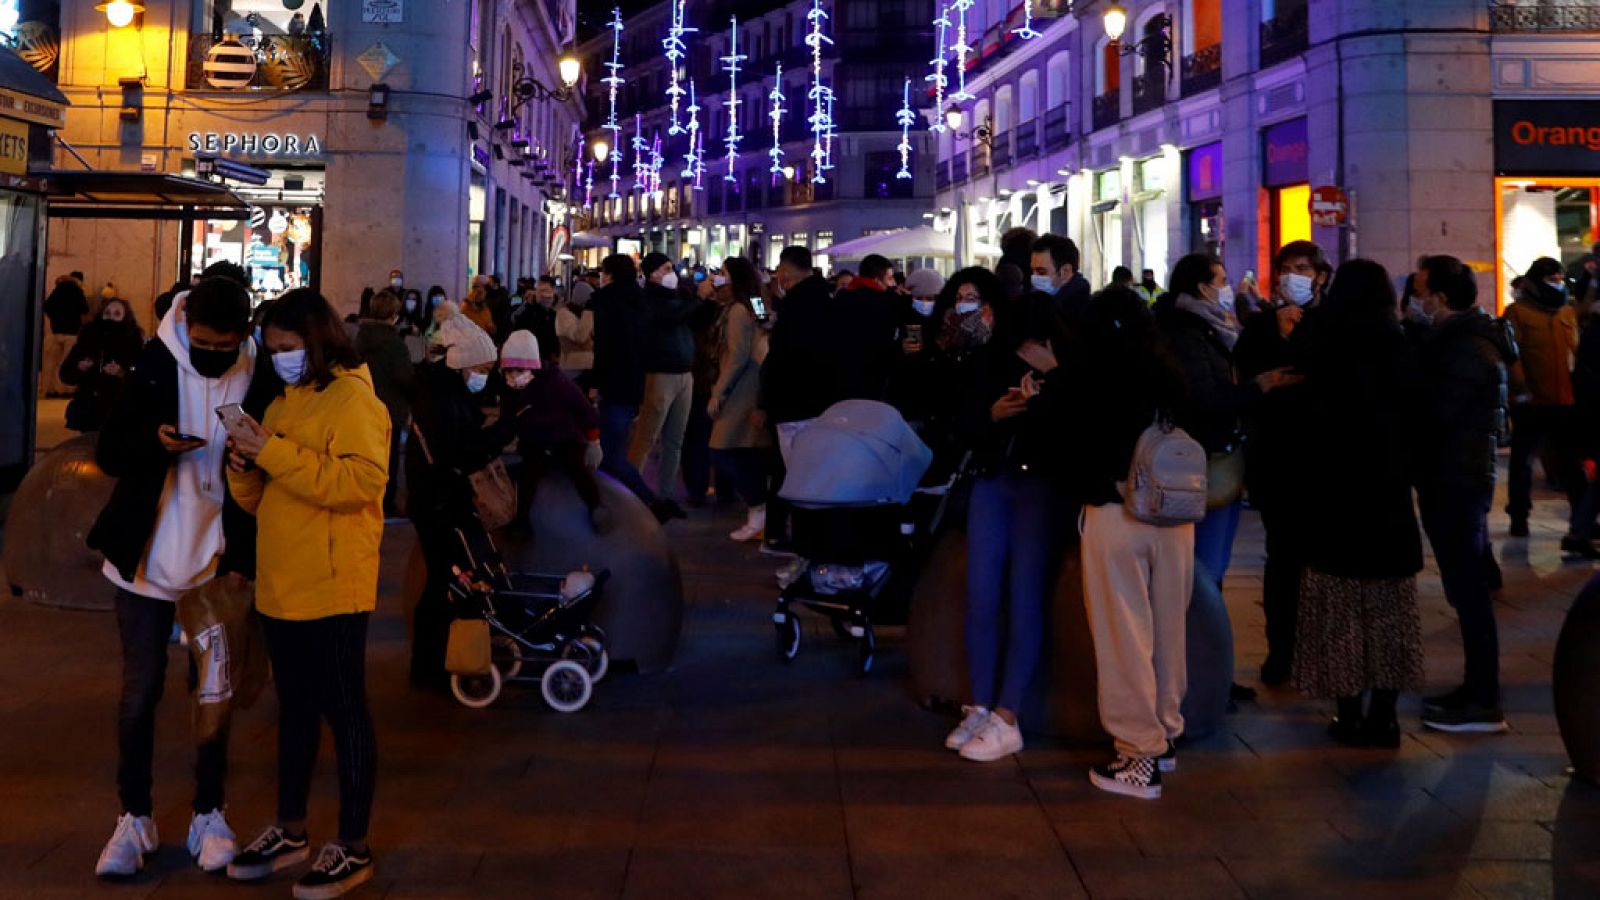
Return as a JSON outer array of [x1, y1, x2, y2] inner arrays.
[[950, 0, 974, 103], [896, 78, 914, 179], [602, 7, 625, 199], [584, 160, 595, 208], [681, 78, 703, 190], [1013, 0, 1041, 39], [927, 5, 950, 133], [805, 0, 834, 184], [721, 16, 745, 184], [769, 63, 786, 177], [662, 0, 697, 135], [631, 112, 647, 191], [649, 131, 664, 194]]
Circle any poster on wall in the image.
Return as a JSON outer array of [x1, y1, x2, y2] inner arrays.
[[362, 0, 403, 23]]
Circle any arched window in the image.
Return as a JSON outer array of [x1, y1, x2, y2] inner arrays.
[[974, 97, 992, 167], [1095, 37, 1119, 95], [1133, 7, 1167, 77], [994, 85, 1014, 136], [1018, 70, 1040, 122], [1046, 51, 1071, 109]]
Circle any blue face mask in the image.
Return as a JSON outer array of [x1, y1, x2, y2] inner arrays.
[[1031, 274, 1056, 293], [272, 348, 306, 385], [465, 370, 489, 394]]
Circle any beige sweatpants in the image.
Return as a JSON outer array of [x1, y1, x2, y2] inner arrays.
[[1080, 502, 1195, 759], [40, 333, 75, 396]]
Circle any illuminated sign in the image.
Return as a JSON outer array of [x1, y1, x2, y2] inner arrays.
[[186, 131, 323, 158], [0, 87, 63, 128], [1495, 100, 1600, 175], [0, 117, 27, 176]]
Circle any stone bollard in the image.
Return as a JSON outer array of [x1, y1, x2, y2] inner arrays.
[[3, 434, 115, 611]]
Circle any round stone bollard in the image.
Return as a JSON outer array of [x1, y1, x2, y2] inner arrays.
[[404, 468, 684, 674], [3, 434, 116, 611], [1555, 573, 1600, 785]]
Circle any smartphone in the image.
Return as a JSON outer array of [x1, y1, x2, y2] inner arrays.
[[693, 269, 707, 283], [215, 403, 248, 438], [751, 295, 768, 320], [907, 323, 923, 343], [171, 431, 206, 443]]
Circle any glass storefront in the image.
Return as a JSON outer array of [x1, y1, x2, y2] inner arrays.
[[1187, 142, 1223, 258], [1133, 156, 1168, 284], [1496, 178, 1600, 310], [1092, 169, 1123, 284], [189, 167, 323, 306], [1263, 118, 1309, 258], [0, 189, 42, 488]]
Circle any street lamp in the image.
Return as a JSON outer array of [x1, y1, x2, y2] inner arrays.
[[944, 106, 992, 148], [96, 0, 144, 28], [509, 53, 584, 115], [1103, 2, 1128, 42], [592, 140, 610, 164], [558, 55, 581, 89], [1104, 6, 1173, 75]]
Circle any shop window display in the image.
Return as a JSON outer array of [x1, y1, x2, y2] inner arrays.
[[189, 1, 331, 92]]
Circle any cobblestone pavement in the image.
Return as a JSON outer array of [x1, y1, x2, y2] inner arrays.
[[2, 466, 1599, 899]]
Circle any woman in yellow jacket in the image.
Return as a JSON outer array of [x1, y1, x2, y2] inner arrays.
[[223, 289, 389, 900]]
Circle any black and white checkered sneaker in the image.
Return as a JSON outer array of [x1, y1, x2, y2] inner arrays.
[[1089, 754, 1163, 800]]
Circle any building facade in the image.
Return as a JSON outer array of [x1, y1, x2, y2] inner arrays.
[[573, 0, 935, 270], [933, 0, 1545, 305], [44, 0, 582, 318]]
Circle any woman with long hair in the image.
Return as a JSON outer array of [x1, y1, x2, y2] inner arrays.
[[61, 296, 144, 432], [708, 256, 774, 541], [224, 288, 389, 898]]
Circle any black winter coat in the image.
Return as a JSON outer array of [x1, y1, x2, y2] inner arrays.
[[760, 275, 862, 424], [1416, 308, 1518, 495], [1153, 296, 1257, 454], [509, 302, 561, 365], [61, 318, 144, 432], [1233, 305, 1307, 508], [43, 281, 88, 335], [406, 362, 516, 521], [640, 283, 707, 374], [589, 280, 651, 407]]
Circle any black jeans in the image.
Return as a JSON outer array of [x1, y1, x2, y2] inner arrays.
[[1508, 404, 1588, 521], [115, 589, 229, 816], [1257, 502, 1304, 671], [1420, 486, 1501, 705], [261, 612, 377, 844], [682, 392, 714, 502], [409, 513, 458, 686]]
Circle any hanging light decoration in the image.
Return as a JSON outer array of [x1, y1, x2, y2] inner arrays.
[[721, 16, 745, 183], [602, 7, 625, 199], [768, 63, 786, 178], [805, 0, 834, 184], [583, 159, 595, 209], [662, 0, 696, 135], [1013, 0, 1041, 39], [681, 78, 703, 190], [927, 4, 950, 133], [950, 0, 974, 103], [649, 130, 664, 194], [631, 112, 647, 191], [896, 78, 915, 180]]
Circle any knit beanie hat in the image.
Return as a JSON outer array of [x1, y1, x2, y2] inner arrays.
[[904, 268, 945, 299], [500, 329, 542, 370], [441, 316, 497, 370], [640, 252, 672, 281]]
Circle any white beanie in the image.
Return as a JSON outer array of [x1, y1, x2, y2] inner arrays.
[[500, 329, 542, 370], [441, 316, 497, 370]]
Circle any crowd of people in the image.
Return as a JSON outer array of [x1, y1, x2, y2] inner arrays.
[[56, 219, 1600, 895]]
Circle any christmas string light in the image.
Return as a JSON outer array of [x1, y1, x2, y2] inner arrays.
[[583, 160, 594, 209], [768, 63, 785, 177], [631, 112, 647, 191], [950, 0, 973, 103], [927, 4, 950, 132], [681, 78, 703, 190], [1012, 0, 1041, 39], [649, 130, 664, 194], [721, 16, 745, 183], [602, 7, 625, 199], [662, 0, 696, 135], [896, 78, 914, 179], [805, 0, 834, 184]]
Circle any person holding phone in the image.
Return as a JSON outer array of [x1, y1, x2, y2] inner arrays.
[[88, 277, 257, 878], [223, 288, 389, 899]]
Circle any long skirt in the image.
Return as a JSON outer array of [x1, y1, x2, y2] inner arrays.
[[1291, 568, 1423, 699]]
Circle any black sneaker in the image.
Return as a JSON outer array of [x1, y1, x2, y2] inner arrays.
[[1561, 534, 1600, 560], [1509, 518, 1530, 538], [1328, 715, 1367, 747], [293, 843, 373, 900], [1422, 685, 1471, 715], [1157, 742, 1178, 773], [1423, 700, 1509, 734], [227, 826, 310, 881], [1260, 654, 1292, 687], [1362, 716, 1402, 749], [1089, 755, 1162, 800]]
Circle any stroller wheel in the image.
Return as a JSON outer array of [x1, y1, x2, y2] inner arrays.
[[563, 637, 610, 683], [541, 659, 594, 713], [450, 667, 503, 709], [776, 614, 801, 662], [492, 635, 524, 680], [856, 623, 876, 678]]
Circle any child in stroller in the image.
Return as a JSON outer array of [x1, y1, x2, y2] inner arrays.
[[771, 400, 937, 675]]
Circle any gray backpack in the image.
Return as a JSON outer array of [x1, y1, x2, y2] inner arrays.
[[1123, 419, 1208, 526]]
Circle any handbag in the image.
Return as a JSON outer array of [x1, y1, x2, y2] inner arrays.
[[410, 421, 519, 530], [445, 618, 491, 675], [1205, 447, 1246, 510]]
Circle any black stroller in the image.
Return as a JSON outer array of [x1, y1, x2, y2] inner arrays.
[[771, 400, 937, 675]]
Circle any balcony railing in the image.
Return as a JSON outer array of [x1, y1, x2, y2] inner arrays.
[[1182, 43, 1222, 95], [992, 134, 1012, 170], [1092, 89, 1121, 131], [1260, 5, 1309, 69], [1044, 104, 1070, 149], [971, 150, 991, 178], [1132, 70, 1167, 115], [952, 154, 969, 182], [1491, 1, 1600, 31], [937, 161, 952, 190], [186, 33, 331, 92], [1016, 119, 1038, 158]]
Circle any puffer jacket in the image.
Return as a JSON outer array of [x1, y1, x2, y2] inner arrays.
[[227, 365, 390, 621], [1504, 288, 1578, 406], [1416, 307, 1518, 495], [1153, 295, 1256, 454]]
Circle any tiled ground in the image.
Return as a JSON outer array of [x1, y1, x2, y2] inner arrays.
[[2, 441, 1599, 898]]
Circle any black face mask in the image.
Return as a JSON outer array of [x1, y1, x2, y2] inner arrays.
[[190, 346, 240, 379]]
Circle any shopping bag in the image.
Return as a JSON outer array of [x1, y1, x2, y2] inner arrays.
[[446, 618, 492, 675], [176, 576, 269, 743], [467, 458, 518, 531]]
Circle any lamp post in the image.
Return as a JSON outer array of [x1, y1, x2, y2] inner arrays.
[[592, 140, 610, 165], [510, 52, 583, 115], [1104, 4, 1173, 77], [944, 106, 993, 149]]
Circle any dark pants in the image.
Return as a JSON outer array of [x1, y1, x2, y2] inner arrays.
[[711, 447, 769, 507], [410, 514, 457, 686], [965, 473, 1062, 712], [1257, 501, 1304, 672], [1420, 486, 1501, 705], [765, 425, 791, 544], [682, 392, 714, 503], [383, 421, 404, 517], [517, 444, 602, 516], [598, 400, 656, 505], [1508, 404, 1588, 521], [262, 612, 377, 844], [115, 589, 229, 816]]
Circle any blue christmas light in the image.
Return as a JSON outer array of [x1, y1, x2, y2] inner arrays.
[[805, 0, 834, 184], [681, 78, 704, 190], [662, 0, 697, 136], [631, 112, 647, 191], [769, 63, 786, 177], [583, 160, 594, 209], [721, 16, 746, 184], [602, 7, 625, 199], [649, 130, 664, 194], [927, 5, 950, 132], [950, 0, 973, 103], [896, 78, 914, 180], [1013, 0, 1041, 39]]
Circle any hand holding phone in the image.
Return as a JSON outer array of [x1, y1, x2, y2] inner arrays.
[[158, 424, 206, 454]]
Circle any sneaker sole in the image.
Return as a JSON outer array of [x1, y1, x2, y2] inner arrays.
[[227, 846, 311, 882], [292, 866, 373, 900], [959, 741, 1023, 762], [195, 849, 237, 873], [1089, 769, 1162, 800], [1422, 719, 1510, 734], [95, 858, 144, 878]]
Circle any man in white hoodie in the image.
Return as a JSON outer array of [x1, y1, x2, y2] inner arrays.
[[87, 277, 260, 877]]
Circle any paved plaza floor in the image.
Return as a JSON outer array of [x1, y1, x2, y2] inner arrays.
[[2, 451, 1600, 898]]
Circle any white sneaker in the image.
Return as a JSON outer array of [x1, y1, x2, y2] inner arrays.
[[188, 809, 238, 872], [731, 506, 767, 542], [944, 705, 991, 750], [959, 715, 1024, 762], [96, 813, 159, 877]]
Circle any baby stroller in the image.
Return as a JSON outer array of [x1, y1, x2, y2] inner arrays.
[[772, 400, 936, 675], [442, 523, 611, 712]]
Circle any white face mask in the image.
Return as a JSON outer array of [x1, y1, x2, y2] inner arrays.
[[465, 370, 490, 394], [659, 272, 680, 291], [955, 300, 981, 315], [1031, 274, 1056, 293], [272, 348, 307, 385], [1213, 285, 1236, 312], [505, 371, 534, 390], [911, 298, 936, 317], [404, 299, 418, 312], [1280, 272, 1315, 306], [390, 277, 403, 289], [712, 275, 728, 288]]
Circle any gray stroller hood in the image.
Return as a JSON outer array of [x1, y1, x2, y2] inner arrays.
[[778, 400, 933, 508]]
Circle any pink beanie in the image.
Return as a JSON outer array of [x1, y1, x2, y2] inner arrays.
[[500, 329, 542, 370]]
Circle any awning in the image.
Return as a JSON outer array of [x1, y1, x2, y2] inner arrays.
[[571, 230, 612, 249], [824, 226, 955, 261], [44, 171, 252, 221], [0, 46, 67, 128]]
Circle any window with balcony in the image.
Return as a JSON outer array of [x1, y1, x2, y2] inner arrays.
[[1094, 37, 1121, 130], [1181, 0, 1222, 94], [1260, 0, 1309, 69], [190, 0, 332, 91]]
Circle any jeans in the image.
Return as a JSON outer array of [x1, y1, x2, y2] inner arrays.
[[1258, 500, 1305, 671], [629, 372, 695, 501], [598, 400, 656, 505], [1508, 404, 1588, 521], [1420, 486, 1501, 704], [964, 473, 1062, 714], [262, 612, 377, 844], [115, 589, 230, 816], [711, 447, 769, 507], [682, 392, 714, 502], [1194, 500, 1243, 587]]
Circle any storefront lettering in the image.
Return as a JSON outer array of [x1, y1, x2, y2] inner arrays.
[[186, 131, 323, 158], [1511, 120, 1600, 151]]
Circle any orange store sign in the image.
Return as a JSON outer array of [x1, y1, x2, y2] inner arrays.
[[1495, 100, 1600, 174]]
